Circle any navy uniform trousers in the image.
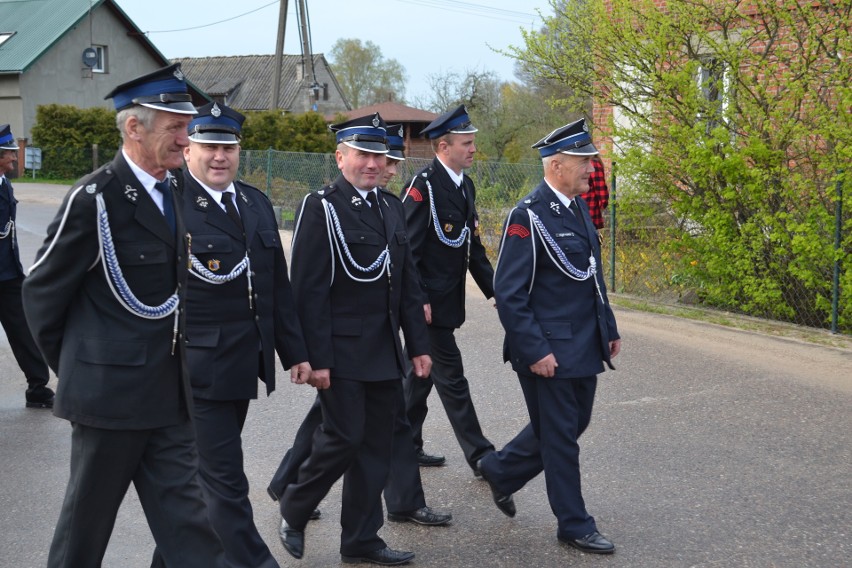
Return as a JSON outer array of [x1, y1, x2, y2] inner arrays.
[[480, 374, 599, 539], [268, 387, 427, 516], [0, 178, 50, 395]]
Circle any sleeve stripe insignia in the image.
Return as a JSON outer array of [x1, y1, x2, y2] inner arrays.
[[406, 187, 423, 202], [507, 224, 530, 238]]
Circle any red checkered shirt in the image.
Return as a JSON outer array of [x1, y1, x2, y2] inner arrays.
[[581, 158, 609, 229]]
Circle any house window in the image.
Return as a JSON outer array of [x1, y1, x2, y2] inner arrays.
[[697, 55, 730, 131], [0, 32, 15, 47], [92, 45, 107, 73]]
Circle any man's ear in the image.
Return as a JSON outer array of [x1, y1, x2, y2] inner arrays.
[[124, 115, 143, 141]]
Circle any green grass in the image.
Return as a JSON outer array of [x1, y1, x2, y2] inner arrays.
[[612, 295, 852, 350]]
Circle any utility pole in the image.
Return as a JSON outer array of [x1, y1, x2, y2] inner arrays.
[[270, 0, 288, 110], [296, 0, 319, 109]]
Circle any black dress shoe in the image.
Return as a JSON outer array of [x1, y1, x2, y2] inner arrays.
[[559, 531, 615, 554], [25, 386, 54, 409], [387, 506, 452, 526], [278, 518, 304, 559], [309, 508, 321, 520], [341, 546, 415, 565], [476, 459, 516, 517], [416, 449, 445, 467]]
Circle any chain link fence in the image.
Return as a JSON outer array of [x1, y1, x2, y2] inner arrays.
[[24, 146, 848, 335]]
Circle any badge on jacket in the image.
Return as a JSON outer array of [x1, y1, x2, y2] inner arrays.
[[207, 259, 220, 271]]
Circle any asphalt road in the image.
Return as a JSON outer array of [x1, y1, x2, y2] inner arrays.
[[1, 183, 849, 567]]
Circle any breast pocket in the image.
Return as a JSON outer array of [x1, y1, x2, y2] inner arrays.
[[437, 211, 465, 238], [258, 229, 280, 249], [345, 230, 382, 247], [191, 233, 233, 255], [114, 241, 168, 266]]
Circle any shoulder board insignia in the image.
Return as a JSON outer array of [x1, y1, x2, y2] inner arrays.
[[406, 187, 423, 202], [86, 183, 98, 194], [317, 189, 325, 196], [507, 224, 530, 238], [524, 199, 532, 204]]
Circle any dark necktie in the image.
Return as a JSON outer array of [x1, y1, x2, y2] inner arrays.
[[153, 178, 176, 234], [569, 198, 581, 217], [366, 191, 383, 224], [222, 192, 244, 232]]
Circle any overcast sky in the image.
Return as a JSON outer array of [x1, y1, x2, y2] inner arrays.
[[116, 0, 553, 104]]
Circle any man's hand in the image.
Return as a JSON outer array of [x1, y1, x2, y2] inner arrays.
[[290, 361, 312, 384], [307, 368, 331, 390], [530, 353, 558, 378], [423, 304, 432, 325], [411, 354, 432, 379], [609, 338, 622, 359]]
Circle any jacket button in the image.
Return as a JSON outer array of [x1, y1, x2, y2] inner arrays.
[[208, 244, 213, 249], [139, 254, 145, 259]]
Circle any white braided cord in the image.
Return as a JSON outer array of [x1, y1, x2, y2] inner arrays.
[[95, 193, 179, 320], [189, 253, 249, 284], [322, 198, 390, 283], [527, 209, 604, 303], [425, 179, 469, 248]]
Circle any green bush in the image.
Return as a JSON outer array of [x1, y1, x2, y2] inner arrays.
[[31, 104, 120, 179]]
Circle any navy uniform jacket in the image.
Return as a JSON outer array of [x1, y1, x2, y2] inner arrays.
[[181, 172, 308, 400], [494, 181, 619, 378], [22, 152, 192, 429], [291, 175, 430, 379], [401, 158, 493, 329], [0, 177, 24, 280]]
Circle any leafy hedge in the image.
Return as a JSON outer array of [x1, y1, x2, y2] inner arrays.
[[30, 104, 120, 179]]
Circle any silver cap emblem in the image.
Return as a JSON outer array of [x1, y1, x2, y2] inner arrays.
[[211, 103, 221, 118]]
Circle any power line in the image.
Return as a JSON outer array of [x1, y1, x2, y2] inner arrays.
[[144, 0, 279, 34], [392, 0, 541, 24]]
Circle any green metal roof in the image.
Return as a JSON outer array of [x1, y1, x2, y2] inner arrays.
[[0, 0, 167, 74]]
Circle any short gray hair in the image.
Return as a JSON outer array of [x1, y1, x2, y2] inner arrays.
[[115, 106, 158, 140], [542, 154, 560, 169]]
